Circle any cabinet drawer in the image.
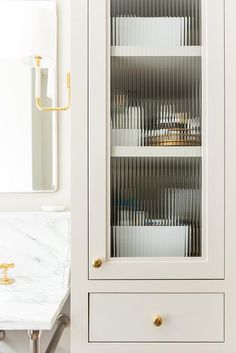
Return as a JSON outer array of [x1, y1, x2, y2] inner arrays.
[[89, 293, 224, 343]]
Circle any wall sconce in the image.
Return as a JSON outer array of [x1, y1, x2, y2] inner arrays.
[[19, 3, 71, 112], [35, 56, 71, 112]]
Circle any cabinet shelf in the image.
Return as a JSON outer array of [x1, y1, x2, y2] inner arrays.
[[111, 46, 202, 57], [111, 146, 202, 158]]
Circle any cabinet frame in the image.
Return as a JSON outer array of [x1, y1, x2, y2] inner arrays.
[[88, 0, 225, 280]]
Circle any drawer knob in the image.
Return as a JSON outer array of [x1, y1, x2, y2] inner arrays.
[[92, 258, 102, 269], [153, 315, 163, 327]]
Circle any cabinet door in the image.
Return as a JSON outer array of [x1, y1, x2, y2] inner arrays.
[[89, 0, 224, 279]]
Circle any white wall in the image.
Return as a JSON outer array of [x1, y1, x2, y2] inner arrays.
[[0, 0, 71, 352]]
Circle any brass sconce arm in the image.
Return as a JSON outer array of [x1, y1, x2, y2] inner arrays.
[[35, 56, 71, 112]]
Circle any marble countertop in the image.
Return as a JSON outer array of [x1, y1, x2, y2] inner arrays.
[[0, 212, 70, 330], [0, 277, 69, 330]]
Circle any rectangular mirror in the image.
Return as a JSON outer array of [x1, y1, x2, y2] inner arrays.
[[0, 58, 57, 192]]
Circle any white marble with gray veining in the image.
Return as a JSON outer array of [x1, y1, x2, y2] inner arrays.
[[0, 212, 70, 330]]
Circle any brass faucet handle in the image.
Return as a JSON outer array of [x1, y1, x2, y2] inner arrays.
[[0, 263, 15, 269], [0, 263, 15, 285]]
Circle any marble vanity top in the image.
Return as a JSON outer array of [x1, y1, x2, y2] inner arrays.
[[0, 212, 70, 330]]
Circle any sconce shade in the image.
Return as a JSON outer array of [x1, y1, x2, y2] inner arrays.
[[0, 1, 56, 68], [19, 6, 57, 68], [0, 1, 70, 112]]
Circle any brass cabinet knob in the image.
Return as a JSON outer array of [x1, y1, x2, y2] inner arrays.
[[153, 315, 163, 327], [92, 258, 102, 269]]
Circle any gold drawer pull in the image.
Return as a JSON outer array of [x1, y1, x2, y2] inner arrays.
[[92, 258, 102, 269], [153, 315, 163, 327]]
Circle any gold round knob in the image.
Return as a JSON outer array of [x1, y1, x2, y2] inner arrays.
[[153, 315, 163, 327], [92, 258, 102, 269]]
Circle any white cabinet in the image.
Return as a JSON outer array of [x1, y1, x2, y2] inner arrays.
[[89, 0, 224, 280], [71, 0, 236, 352]]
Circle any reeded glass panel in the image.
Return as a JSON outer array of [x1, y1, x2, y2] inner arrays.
[[110, 0, 202, 258]]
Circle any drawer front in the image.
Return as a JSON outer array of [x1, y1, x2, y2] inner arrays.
[[89, 293, 225, 343]]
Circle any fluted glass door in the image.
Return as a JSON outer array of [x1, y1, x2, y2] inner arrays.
[[110, 0, 202, 259]]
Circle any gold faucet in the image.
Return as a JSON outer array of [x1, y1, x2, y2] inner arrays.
[[0, 263, 15, 285]]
